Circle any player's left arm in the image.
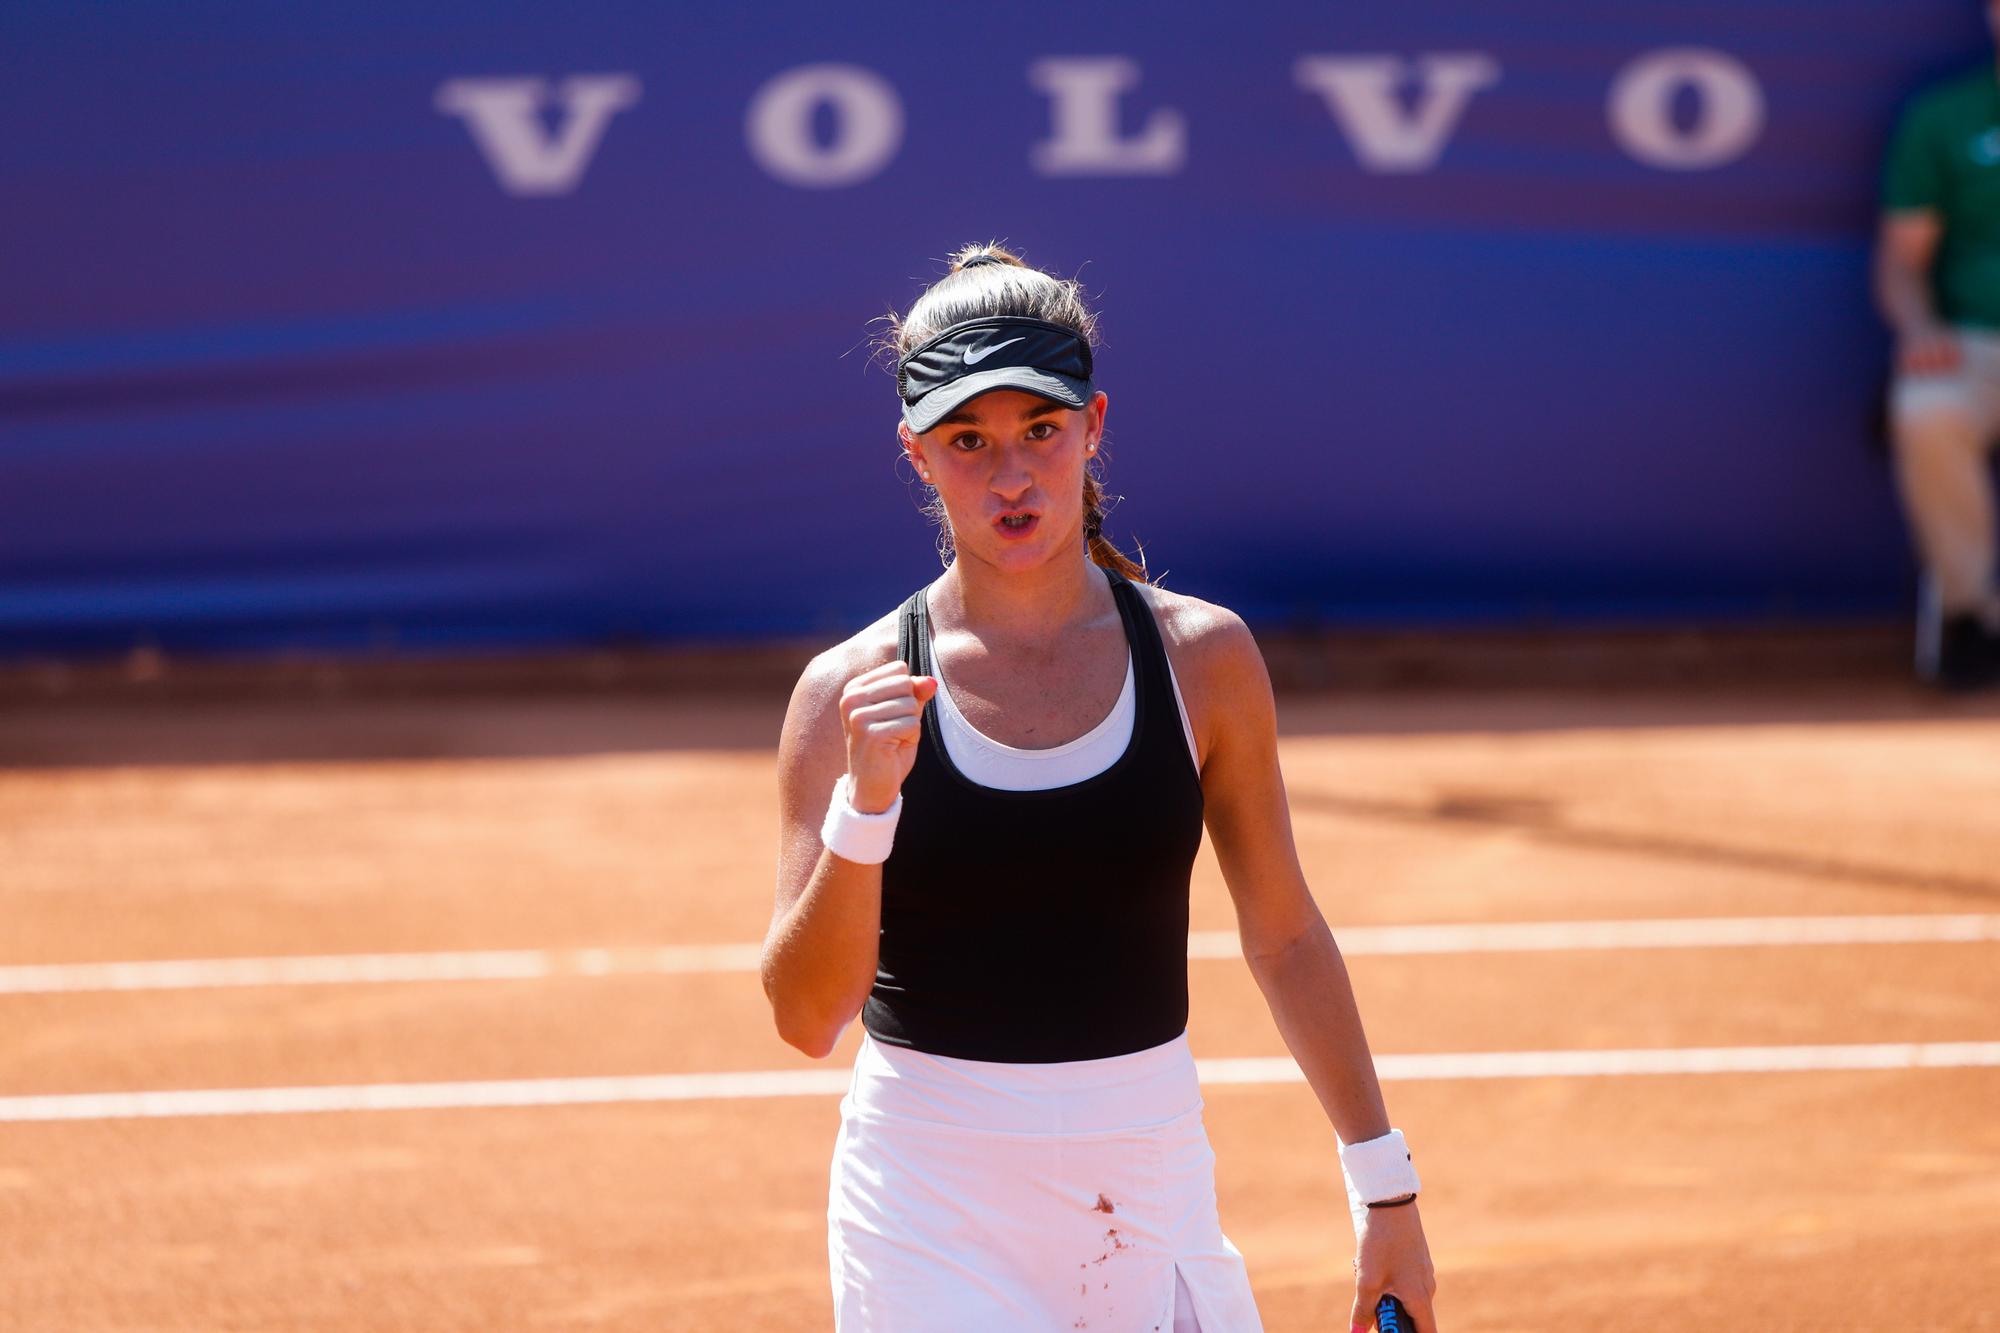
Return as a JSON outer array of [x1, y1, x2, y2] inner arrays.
[[1191, 605, 1387, 1140], [1188, 605, 1441, 1330]]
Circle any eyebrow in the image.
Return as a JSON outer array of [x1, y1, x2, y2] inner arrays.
[[936, 400, 1070, 428]]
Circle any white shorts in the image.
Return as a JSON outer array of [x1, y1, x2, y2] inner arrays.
[[827, 1029, 1265, 1333]]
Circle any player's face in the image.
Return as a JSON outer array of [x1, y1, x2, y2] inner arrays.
[[906, 388, 1108, 568]]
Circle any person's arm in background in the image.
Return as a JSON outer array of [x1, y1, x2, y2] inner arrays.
[[1876, 209, 1958, 374], [1876, 87, 1956, 375]]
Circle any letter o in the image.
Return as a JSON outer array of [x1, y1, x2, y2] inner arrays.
[[1607, 48, 1764, 171], [745, 63, 903, 188]]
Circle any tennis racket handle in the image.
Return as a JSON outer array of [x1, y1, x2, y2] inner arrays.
[[1375, 1292, 1410, 1331]]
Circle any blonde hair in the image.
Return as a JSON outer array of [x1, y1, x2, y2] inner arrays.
[[874, 241, 1148, 582]]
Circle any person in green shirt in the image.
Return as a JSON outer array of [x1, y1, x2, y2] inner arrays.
[[1876, 17, 2000, 688]]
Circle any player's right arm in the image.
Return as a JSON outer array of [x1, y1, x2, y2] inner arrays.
[[760, 650, 936, 1059], [1875, 208, 1957, 374]]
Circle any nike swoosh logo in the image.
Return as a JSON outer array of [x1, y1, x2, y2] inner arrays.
[[963, 337, 1025, 365]]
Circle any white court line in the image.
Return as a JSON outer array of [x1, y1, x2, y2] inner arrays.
[[3, 915, 1996, 997], [5, 1042, 1996, 1122], [0, 943, 766, 996], [1232, 913, 2000, 957]]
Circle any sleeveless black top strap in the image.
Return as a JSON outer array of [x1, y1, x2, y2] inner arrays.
[[863, 564, 1206, 1063]]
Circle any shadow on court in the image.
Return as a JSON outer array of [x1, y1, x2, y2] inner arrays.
[[3, 623, 1999, 771], [1287, 786, 2000, 907]]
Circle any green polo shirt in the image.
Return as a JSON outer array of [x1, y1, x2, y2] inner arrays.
[[1885, 66, 2000, 330]]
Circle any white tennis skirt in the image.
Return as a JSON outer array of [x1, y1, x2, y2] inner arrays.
[[827, 1029, 1265, 1332]]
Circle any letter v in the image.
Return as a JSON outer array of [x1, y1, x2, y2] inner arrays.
[[1292, 54, 1499, 173], [435, 74, 642, 196]]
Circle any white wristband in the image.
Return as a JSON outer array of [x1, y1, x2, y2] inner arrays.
[[1339, 1128, 1421, 1205], [819, 773, 902, 864]]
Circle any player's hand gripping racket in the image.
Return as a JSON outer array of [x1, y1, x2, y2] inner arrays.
[[1375, 1292, 1411, 1331]]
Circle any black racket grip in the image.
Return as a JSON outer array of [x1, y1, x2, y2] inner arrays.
[[1375, 1292, 1410, 1331]]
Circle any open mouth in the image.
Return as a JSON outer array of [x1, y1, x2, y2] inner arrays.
[[996, 512, 1039, 537]]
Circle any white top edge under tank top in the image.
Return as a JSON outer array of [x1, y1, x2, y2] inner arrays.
[[931, 643, 1201, 789]]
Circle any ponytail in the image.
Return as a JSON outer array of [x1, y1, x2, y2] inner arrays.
[[1083, 469, 1147, 582]]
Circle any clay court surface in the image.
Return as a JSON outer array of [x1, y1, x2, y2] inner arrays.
[[3, 680, 1998, 1330]]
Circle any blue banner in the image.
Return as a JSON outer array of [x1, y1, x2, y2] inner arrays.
[[1, 2, 1988, 655]]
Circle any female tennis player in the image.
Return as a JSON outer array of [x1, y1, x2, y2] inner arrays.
[[761, 242, 1439, 1333]]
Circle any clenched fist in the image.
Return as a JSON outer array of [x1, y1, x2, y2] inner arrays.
[[839, 659, 938, 814]]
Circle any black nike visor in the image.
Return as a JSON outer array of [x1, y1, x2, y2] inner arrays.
[[897, 315, 1096, 434]]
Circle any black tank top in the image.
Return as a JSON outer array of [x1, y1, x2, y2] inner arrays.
[[863, 563, 1207, 1063]]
